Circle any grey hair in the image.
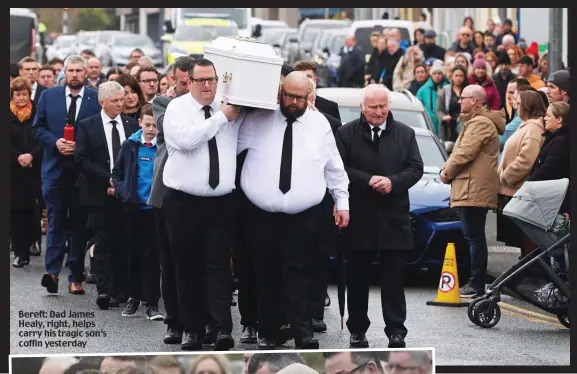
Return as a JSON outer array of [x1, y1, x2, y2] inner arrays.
[[360, 84, 391, 109], [406, 351, 432, 367], [138, 55, 155, 67], [98, 81, 124, 101], [247, 353, 306, 374], [502, 34, 515, 45], [64, 55, 87, 70]]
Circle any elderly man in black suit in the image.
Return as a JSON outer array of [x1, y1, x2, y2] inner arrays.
[[75, 81, 139, 309], [336, 84, 424, 349]]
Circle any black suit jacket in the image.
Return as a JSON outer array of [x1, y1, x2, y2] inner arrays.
[[33, 84, 47, 105], [315, 95, 341, 121], [75, 113, 139, 207]]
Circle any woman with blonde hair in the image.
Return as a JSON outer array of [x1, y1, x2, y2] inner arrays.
[[189, 355, 229, 374], [392, 45, 424, 91], [453, 52, 472, 74], [497, 90, 547, 256]]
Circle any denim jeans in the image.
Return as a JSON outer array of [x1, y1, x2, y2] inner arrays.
[[460, 207, 489, 291]]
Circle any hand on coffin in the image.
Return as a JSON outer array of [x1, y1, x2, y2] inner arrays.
[[222, 97, 241, 121]]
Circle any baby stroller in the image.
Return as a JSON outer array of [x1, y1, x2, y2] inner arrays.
[[468, 178, 570, 328]]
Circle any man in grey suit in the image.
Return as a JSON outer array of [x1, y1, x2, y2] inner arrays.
[[147, 56, 195, 345]]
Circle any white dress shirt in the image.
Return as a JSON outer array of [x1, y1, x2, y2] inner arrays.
[[100, 110, 126, 173], [369, 121, 387, 140], [238, 107, 350, 214], [163, 94, 242, 197], [31, 82, 38, 101], [65, 86, 85, 121]]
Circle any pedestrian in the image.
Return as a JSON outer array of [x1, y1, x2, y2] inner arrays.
[[86, 57, 106, 89], [162, 58, 242, 351], [468, 59, 501, 110], [237, 71, 350, 349], [453, 52, 473, 75], [38, 65, 57, 88], [33, 55, 101, 295], [247, 354, 306, 374], [10, 77, 43, 268], [136, 65, 160, 103], [546, 69, 570, 104], [75, 81, 140, 309], [440, 85, 505, 297], [448, 27, 476, 55], [495, 19, 518, 46], [147, 56, 195, 345], [324, 351, 384, 374], [529, 102, 570, 215], [48, 57, 65, 76], [293, 60, 341, 120], [129, 48, 145, 64], [419, 30, 446, 61], [436, 64, 469, 142], [483, 32, 497, 53], [505, 46, 522, 75], [416, 62, 449, 137], [106, 67, 124, 82], [407, 63, 428, 96], [19, 56, 47, 104], [497, 90, 547, 257], [157, 74, 169, 96], [413, 28, 425, 46], [338, 35, 365, 88], [492, 53, 515, 121], [386, 351, 431, 374], [80, 49, 95, 61], [517, 56, 545, 90], [499, 78, 531, 157], [336, 84, 424, 348], [114, 74, 147, 119], [393, 46, 423, 91], [189, 355, 230, 374], [365, 37, 387, 85], [380, 39, 404, 90]]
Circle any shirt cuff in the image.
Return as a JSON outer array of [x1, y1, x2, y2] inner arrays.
[[335, 198, 349, 211], [212, 110, 229, 126]]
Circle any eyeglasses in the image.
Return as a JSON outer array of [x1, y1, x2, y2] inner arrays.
[[460, 96, 475, 100], [282, 90, 308, 103], [191, 77, 218, 85], [338, 362, 369, 374], [140, 79, 158, 84], [383, 363, 422, 373]]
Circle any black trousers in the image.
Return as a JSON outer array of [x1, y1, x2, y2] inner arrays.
[[245, 200, 320, 341], [163, 188, 235, 335], [10, 209, 36, 261], [233, 191, 258, 328], [88, 197, 128, 297], [126, 208, 161, 306], [155, 207, 181, 330], [346, 250, 409, 339], [309, 192, 339, 320]]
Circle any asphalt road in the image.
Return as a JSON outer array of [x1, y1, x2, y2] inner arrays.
[[10, 213, 570, 366]]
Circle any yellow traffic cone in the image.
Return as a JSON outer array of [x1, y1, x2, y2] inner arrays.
[[426, 243, 469, 307]]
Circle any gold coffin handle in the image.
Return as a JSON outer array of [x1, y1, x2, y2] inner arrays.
[[221, 72, 233, 83]]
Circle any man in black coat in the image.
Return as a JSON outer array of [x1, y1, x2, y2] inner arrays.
[[419, 30, 446, 62], [75, 81, 139, 309], [338, 36, 365, 88], [336, 84, 424, 349]]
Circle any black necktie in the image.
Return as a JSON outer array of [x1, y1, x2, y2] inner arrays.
[[372, 127, 380, 152], [279, 117, 295, 194], [203, 105, 219, 189], [110, 120, 121, 167], [68, 94, 79, 123]]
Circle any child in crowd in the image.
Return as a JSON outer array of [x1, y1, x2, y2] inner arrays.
[[111, 103, 164, 321]]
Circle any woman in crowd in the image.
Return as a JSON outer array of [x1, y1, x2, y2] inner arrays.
[[189, 355, 229, 374], [393, 45, 424, 91], [157, 73, 169, 96], [473, 31, 485, 50], [436, 65, 468, 142], [10, 77, 43, 268], [497, 90, 547, 256], [106, 67, 124, 82], [453, 52, 473, 74], [413, 28, 426, 46], [468, 58, 501, 110], [408, 63, 429, 95], [529, 102, 570, 215], [506, 46, 522, 74], [416, 63, 449, 137], [535, 53, 548, 80], [463, 16, 475, 31], [114, 74, 147, 119], [485, 51, 498, 73]]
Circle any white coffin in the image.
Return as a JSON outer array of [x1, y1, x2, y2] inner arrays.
[[204, 36, 284, 110]]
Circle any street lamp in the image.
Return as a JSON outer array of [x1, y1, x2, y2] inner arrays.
[[62, 8, 70, 35]]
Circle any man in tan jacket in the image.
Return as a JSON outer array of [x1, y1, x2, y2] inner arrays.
[[440, 85, 506, 297]]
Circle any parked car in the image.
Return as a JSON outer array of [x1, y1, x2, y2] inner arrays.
[[348, 20, 415, 63], [45, 35, 77, 61], [261, 27, 297, 61], [311, 28, 348, 88], [292, 19, 352, 62], [102, 33, 162, 67]]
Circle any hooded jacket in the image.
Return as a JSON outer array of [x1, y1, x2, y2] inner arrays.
[[416, 77, 450, 136], [443, 107, 506, 209], [467, 74, 502, 110]]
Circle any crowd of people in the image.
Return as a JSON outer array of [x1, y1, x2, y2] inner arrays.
[[14, 350, 433, 374], [9, 13, 570, 354]]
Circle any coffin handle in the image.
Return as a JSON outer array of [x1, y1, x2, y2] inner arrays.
[[222, 72, 233, 83]]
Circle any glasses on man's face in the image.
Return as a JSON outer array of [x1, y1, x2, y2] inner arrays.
[[337, 361, 369, 374], [191, 77, 218, 85], [140, 79, 158, 85], [383, 363, 422, 373], [283, 90, 308, 103]]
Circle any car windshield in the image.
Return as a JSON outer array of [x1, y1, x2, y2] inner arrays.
[[174, 24, 238, 41], [114, 35, 153, 47], [338, 107, 430, 130], [77, 33, 97, 45], [303, 28, 321, 43], [416, 135, 446, 172], [354, 26, 410, 54]]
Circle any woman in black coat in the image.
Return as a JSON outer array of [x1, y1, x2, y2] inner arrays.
[[10, 77, 43, 267], [529, 102, 570, 214]]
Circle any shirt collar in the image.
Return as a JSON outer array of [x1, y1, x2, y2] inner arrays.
[[101, 110, 122, 126], [187, 94, 219, 113], [65, 85, 85, 98], [368, 120, 387, 132], [141, 134, 157, 146]]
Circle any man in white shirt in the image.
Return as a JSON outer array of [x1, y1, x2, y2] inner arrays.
[[162, 58, 241, 351], [237, 71, 350, 350], [19, 56, 46, 104]]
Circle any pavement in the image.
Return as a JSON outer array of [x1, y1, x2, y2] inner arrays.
[[10, 213, 570, 365]]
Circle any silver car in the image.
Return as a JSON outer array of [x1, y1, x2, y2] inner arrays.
[[103, 33, 163, 68]]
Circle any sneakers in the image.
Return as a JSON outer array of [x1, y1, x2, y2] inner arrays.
[[460, 283, 484, 298], [146, 305, 165, 321], [122, 298, 140, 316]]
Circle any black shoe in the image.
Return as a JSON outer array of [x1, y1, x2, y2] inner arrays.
[[13, 257, 29, 268], [85, 271, 96, 284], [312, 318, 327, 333], [96, 294, 111, 310], [163, 327, 183, 344], [388, 334, 406, 348], [276, 324, 293, 346], [121, 298, 140, 317], [325, 293, 331, 307], [350, 332, 369, 348], [204, 325, 217, 345], [181, 332, 203, 350], [295, 337, 319, 349], [30, 243, 41, 256], [460, 283, 483, 298], [146, 305, 165, 321], [214, 332, 235, 351], [109, 297, 120, 308], [240, 326, 258, 344], [258, 337, 276, 350]]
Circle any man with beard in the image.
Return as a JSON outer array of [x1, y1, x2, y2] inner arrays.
[[468, 59, 501, 110], [147, 56, 195, 345], [237, 71, 350, 349], [419, 29, 446, 61], [492, 54, 516, 121], [33, 55, 101, 296]]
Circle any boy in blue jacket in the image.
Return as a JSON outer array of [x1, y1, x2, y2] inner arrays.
[[111, 104, 164, 321]]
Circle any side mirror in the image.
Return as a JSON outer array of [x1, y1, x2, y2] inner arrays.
[[322, 46, 330, 55], [289, 36, 298, 43]]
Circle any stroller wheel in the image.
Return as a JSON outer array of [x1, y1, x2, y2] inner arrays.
[[467, 297, 485, 324], [473, 299, 501, 328], [557, 314, 570, 329]]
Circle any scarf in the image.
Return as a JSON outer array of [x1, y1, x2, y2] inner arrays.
[[10, 101, 33, 123]]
